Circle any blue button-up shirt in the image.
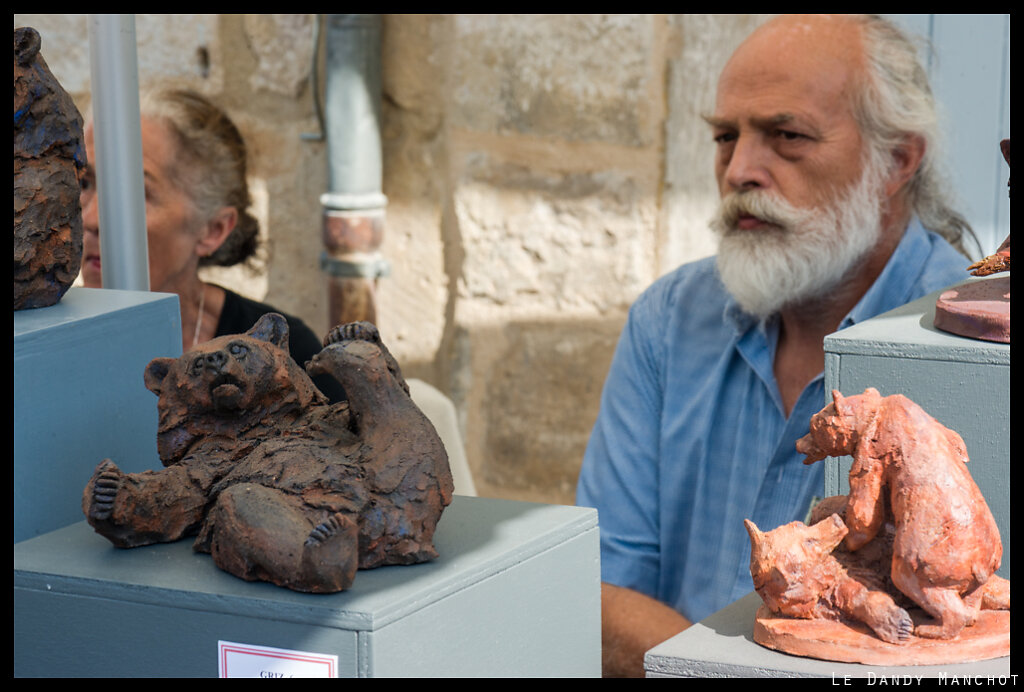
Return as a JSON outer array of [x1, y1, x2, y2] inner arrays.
[[575, 219, 969, 624]]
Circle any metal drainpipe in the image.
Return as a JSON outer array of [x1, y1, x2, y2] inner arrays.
[[88, 14, 149, 292], [318, 14, 390, 327]]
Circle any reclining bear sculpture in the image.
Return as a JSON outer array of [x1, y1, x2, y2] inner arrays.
[[83, 315, 454, 593], [746, 388, 1009, 662]]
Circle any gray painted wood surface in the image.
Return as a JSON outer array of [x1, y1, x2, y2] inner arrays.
[[15, 496, 600, 677], [644, 592, 1010, 678], [14, 287, 181, 543]]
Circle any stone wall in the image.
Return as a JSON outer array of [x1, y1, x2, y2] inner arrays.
[[13, 13, 767, 506]]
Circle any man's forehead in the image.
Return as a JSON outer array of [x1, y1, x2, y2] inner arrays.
[[712, 15, 865, 124], [736, 14, 865, 63]]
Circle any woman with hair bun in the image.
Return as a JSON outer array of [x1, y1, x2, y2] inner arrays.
[[79, 88, 344, 402]]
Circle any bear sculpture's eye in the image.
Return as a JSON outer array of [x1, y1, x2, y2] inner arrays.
[[229, 342, 248, 359]]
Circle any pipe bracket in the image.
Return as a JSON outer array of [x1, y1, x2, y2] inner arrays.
[[320, 252, 391, 279]]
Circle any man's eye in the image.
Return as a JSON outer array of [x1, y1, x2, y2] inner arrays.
[[775, 129, 805, 141], [714, 132, 737, 144]]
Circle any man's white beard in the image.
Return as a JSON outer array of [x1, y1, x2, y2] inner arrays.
[[711, 155, 887, 319]]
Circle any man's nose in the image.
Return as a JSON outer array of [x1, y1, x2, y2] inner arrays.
[[723, 135, 772, 192]]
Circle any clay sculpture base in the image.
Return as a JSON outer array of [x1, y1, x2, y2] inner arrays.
[[754, 605, 1009, 666], [933, 277, 1010, 343]]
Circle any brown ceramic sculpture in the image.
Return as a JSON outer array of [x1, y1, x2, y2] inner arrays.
[[966, 140, 1010, 279], [14, 27, 86, 310], [83, 315, 454, 593], [746, 388, 1009, 664]]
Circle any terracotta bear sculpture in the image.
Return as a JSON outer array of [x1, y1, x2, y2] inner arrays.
[[745, 513, 914, 644], [14, 26, 87, 310], [796, 388, 1006, 639], [83, 314, 454, 593]]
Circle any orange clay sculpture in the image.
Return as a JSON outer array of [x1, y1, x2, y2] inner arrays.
[[795, 388, 1007, 640]]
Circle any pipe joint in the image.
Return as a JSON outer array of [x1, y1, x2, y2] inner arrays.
[[320, 252, 391, 279]]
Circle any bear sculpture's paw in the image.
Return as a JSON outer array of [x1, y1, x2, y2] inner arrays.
[[323, 321, 380, 347], [873, 605, 914, 644], [305, 513, 352, 547], [88, 460, 123, 521], [300, 512, 359, 593]]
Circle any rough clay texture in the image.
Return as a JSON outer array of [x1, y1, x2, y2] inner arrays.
[[17, 13, 769, 505], [13, 26, 86, 310], [83, 314, 453, 593], [745, 388, 1009, 663]]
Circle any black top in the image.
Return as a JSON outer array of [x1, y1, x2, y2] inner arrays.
[[214, 286, 346, 404]]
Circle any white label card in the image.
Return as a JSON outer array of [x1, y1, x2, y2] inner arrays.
[[218, 640, 339, 678]]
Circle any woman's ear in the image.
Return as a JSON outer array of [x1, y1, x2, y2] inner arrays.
[[196, 206, 238, 258]]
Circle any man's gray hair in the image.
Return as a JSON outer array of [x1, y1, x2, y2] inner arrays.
[[850, 14, 977, 256]]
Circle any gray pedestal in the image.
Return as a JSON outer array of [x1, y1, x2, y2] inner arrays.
[[644, 592, 1010, 678], [14, 288, 181, 543], [823, 280, 1010, 578], [15, 496, 600, 677]]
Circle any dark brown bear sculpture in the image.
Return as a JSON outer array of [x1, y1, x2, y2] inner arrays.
[[14, 26, 87, 310], [83, 314, 454, 593]]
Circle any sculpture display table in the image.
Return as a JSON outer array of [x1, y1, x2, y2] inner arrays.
[[644, 592, 1010, 678], [14, 287, 181, 543], [823, 281, 1009, 578], [15, 496, 599, 677]]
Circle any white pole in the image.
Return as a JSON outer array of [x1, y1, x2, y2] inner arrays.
[[88, 14, 149, 291]]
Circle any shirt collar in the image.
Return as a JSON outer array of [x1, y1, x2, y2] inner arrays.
[[837, 217, 932, 330], [723, 217, 933, 336]]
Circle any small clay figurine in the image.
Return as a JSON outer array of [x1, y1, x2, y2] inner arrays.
[[14, 26, 87, 310], [747, 390, 1009, 663], [797, 388, 1004, 640], [83, 314, 454, 593], [967, 139, 1010, 277], [934, 139, 1010, 343], [745, 513, 914, 644]]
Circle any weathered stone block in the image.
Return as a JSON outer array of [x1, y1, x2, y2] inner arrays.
[[455, 153, 656, 313], [452, 14, 658, 145]]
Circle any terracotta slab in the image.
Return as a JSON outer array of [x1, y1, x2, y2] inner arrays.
[[934, 277, 1010, 343], [754, 605, 1009, 666]]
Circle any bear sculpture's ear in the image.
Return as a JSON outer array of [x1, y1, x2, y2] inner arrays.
[[744, 519, 765, 554], [831, 390, 849, 417], [247, 313, 290, 352], [15, 27, 41, 65], [811, 513, 849, 554], [145, 357, 175, 396]]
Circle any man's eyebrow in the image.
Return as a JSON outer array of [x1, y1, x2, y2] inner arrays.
[[700, 113, 799, 129], [701, 113, 731, 129]]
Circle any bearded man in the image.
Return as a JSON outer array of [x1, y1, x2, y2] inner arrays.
[[575, 14, 973, 677]]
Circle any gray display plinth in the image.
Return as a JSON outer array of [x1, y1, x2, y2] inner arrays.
[[644, 592, 1010, 678], [14, 287, 181, 543], [823, 279, 1010, 578], [15, 496, 600, 678]]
